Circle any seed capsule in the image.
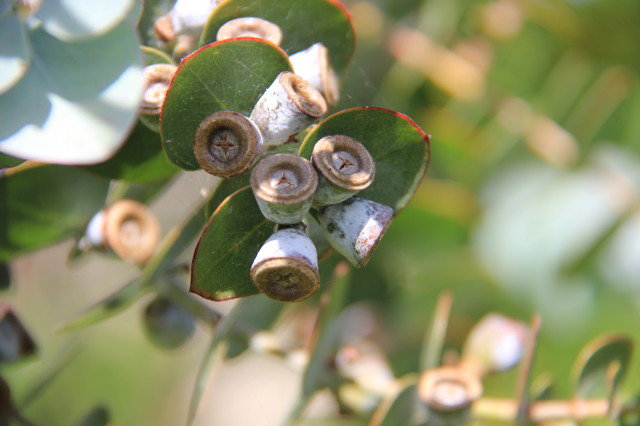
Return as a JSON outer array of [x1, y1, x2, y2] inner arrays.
[[311, 135, 375, 207], [194, 111, 263, 178], [250, 72, 327, 146], [140, 63, 177, 131], [418, 366, 483, 412], [251, 226, 320, 302], [251, 153, 318, 224], [290, 43, 340, 106], [316, 197, 393, 267], [216, 17, 283, 46]]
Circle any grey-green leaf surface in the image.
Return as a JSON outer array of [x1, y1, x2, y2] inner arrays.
[[0, 8, 30, 94], [573, 334, 632, 399], [0, 21, 143, 164], [201, 0, 355, 72], [161, 38, 292, 170], [190, 187, 274, 301], [0, 165, 110, 261], [371, 382, 418, 426], [36, 0, 134, 41], [84, 120, 179, 183], [298, 107, 431, 213]]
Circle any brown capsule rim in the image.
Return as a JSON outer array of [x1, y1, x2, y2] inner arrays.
[[216, 17, 283, 46], [250, 257, 320, 302], [312, 135, 375, 191], [417, 366, 483, 412], [251, 153, 318, 205], [279, 72, 327, 119], [103, 200, 161, 264], [194, 111, 262, 178], [140, 63, 177, 115]]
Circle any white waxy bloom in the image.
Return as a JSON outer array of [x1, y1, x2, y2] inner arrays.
[[171, 0, 220, 35], [316, 197, 393, 267], [290, 43, 340, 106], [216, 17, 283, 46], [250, 72, 327, 146], [251, 226, 320, 302]]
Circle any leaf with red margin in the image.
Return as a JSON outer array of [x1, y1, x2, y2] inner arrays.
[[190, 187, 274, 301], [201, 0, 355, 72], [298, 107, 431, 213], [160, 38, 292, 170]]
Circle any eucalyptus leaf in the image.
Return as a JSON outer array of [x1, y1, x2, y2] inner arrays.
[[84, 120, 179, 183], [0, 165, 110, 261], [573, 334, 632, 399], [226, 296, 284, 358], [201, 0, 355, 72], [205, 171, 251, 217], [161, 38, 292, 170], [36, 0, 134, 41], [0, 263, 9, 291], [190, 187, 274, 301], [0, 8, 30, 95], [77, 406, 110, 426], [140, 45, 174, 65], [0, 21, 143, 164], [0, 153, 23, 168], [371, 382, 418, 426], [143, 296, 196, 349], [298, 107, 431, 212]]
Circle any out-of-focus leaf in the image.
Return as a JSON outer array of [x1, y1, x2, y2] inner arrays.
[[137, 0, 174, 45], [77, 406, 109, 426], [573, 334, 632, 399], [0, 165, 110, 261], [36, 0, 134, 41], [0, 302, 36, 364], [370, 381, 418, 426], [0, 264, 9, 291], [140, 45, 174, 65], [0, 153, 23, 168], [420, 292, 453, 371], [190, 187, 273, 301], [201, 0, 355, 72], [298, 107, 430, 213], [161, 38, 292, 170], [226, 296, 284, 358], [59, 279, 147, 333], [143, 295, 196, 349], [0, 21, 143, 164], [84, 120, 179, 183], [0, 8, 30, 95], [205, 172, 250, 217]]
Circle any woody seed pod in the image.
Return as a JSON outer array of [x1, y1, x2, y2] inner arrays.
[[418, 366, 483, 412], [250, 72, 327, 146], [316, 197, 393, 267], [311, 135, 375, 207], [250, 226, 320, 302], [251, 153, 318, 224], [194, 111, 263, 178], [140, 63, 177, 131], [216, 17, 283, 46], [290, 43, 340, 106], [81, 200, 160, 264]]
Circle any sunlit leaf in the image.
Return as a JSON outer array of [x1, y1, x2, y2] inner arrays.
[[161, 38, 292, 170], [0, 165, 110, 261], [298, 107, 430, 212], [190, 187, 274, 301], [0, 21, 143, 164], [201, 0, 355, 72]]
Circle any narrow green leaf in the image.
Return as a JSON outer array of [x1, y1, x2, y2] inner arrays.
[[58, 279, 147, 333], [161, 39, 292, 170], [371, 380, 418, 426], [0, 165, 110, 261], [83, 120, 179, 183], [225, 296, 284, 358], [298, 107, 430, 212], [140, 45, 174, 65], [201, 0, 355, 72], [0, 153, 24, 168], [420, 291, 453, 371], [190, 187, 274, 301], [573, 334, 632, 399], [77, 406, 109, 426]]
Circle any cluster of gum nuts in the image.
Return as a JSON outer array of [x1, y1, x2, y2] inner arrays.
[[88, 16, 395, 303]]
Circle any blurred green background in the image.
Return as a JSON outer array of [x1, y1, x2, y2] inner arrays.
[[4, 0, 640, 424]]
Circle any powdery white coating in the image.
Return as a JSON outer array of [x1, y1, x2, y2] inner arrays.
[[317, 197, 394, 267], [462, 313, 528, 374], [84, 211, 105, 247], [289, 43, 340, 106], [250, 73, 326, 146], [171, 0, 220, 35], [251, 227, 318, 271]]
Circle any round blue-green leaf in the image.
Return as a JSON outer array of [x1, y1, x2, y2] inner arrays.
[[0, 8, 30, 95], [0, 165, 110, 261], [298, 107, 431, 212], [201, 0, 355, 72], [83, 120, 179, 183], [190, 187, 274, 301], [161, 38, 292, 170], [0, 21, 143, 164]]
